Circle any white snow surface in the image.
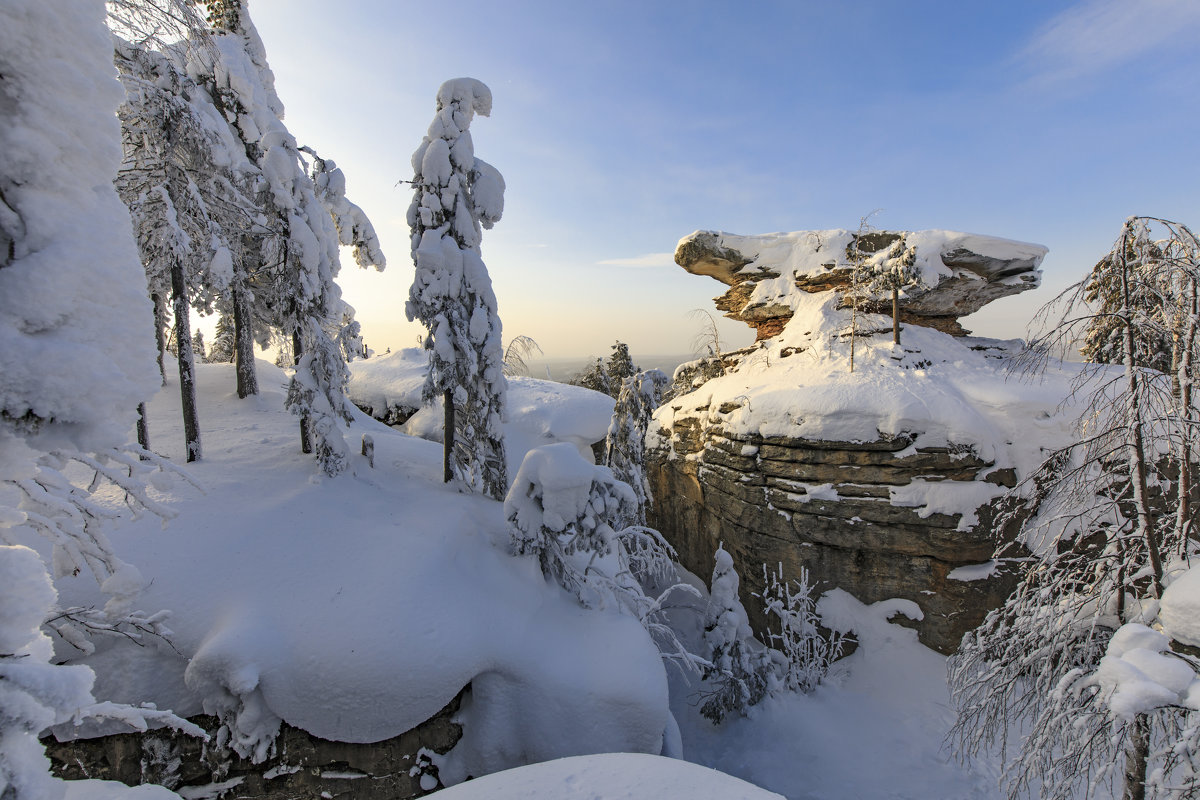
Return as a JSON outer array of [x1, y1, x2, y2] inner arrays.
[[652, 290, 1082, 523], [42, 362, 669, 781], [427, 753, 783, 800], [671, 581, 1005, 799], [348, 348, 615, 473], [1160, 565, 1200, 649]]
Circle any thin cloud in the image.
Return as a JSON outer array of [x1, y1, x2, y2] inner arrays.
[[1018, 0, 1200, 86], [597, 252, 676, 268]]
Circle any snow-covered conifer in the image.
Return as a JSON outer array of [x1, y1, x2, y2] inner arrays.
[[700, 546, 772, 723], [606, 341, 637, 386], [185, 1, 379, 474], [505, 443, 704, 675], [0, 2, 196, 788], [605, 369, 669, 525], [863, 236, 922, 346], [208, 312, 237, 363], [0, 546, 97, 800], [406, 78, 508, 498], [507, 443, 637, 605]]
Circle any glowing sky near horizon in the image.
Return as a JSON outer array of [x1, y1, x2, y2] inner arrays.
[[248, 0, 1200, 359]]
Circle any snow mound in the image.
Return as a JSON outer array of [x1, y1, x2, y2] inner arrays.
[[48, 362, 669, 782], [348, 349, 614, 474], [427, 752, 783, 800], [1092, 623, 1200, 719]]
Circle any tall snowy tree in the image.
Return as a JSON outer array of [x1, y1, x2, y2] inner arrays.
[[0, 3, 194, 791], [949, 217, 1200, 800], [406, 78, 508, 499], [184, 0, 384, 475], [605, 369, 669, 525], [112, 25, 262, 460]]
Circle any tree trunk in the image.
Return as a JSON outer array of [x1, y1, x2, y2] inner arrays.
[[892, 286, 900, 345], [293, 329, 312, 455], [171, 258, 201, 463], [136, 402, 150, 453], [232, 282, 258, 398], [151, 292, 168, 386], [1173, 277, 1197, 555], [1119, 247, 1165, 594], [443, 388, 455, 484], [1123, 713, 1149, 800]]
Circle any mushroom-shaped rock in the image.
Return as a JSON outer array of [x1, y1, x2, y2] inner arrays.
[[675, 229, 1046, 338]]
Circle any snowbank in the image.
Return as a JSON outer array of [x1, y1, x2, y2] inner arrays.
[[43, 362, 669, 784], [427, 753, 783, 799], [348, 349, 615, 473], [1091, 623, 1200, 719]]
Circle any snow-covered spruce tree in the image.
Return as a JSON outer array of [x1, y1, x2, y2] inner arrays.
[[862, 235, 922, 346], [0, 545, 100, 800], [949, 217, 1200, 800], [506, 443, 703, 675], [187, 1, 383, 474], [113, 29, 260, 460], [406, 78, 508, 498], [0, 5, 204, 789], [208, 312, 236, 363], [571, 341, 638, 399], [606, 341, 637, 386], [605, 369, 669, 525], [699, 545, 774, 724]]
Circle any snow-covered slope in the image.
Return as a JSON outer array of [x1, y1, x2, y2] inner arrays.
[[42, 361, 669, 785]]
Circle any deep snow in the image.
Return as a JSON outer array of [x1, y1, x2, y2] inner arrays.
[[24, 359, 1030, 799]]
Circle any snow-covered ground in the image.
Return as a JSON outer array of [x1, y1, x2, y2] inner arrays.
[[18, 359, 1030, 799], [40, 360, 667, 785]]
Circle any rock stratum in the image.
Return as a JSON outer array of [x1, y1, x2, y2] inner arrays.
[[675, 228, 1045, 338], [650, 228, 1065, 654]]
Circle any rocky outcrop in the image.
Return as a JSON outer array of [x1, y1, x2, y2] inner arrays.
[[647, 424, 1021, 653], [652, 226, 1055, 654], [676, 229, 1045, 339], [46, 691, 464, 799]]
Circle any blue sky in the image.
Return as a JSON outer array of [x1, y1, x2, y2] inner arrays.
[[250, 0, 1200, 359]]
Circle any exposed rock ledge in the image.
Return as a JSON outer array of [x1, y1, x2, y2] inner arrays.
[[676, 228, 1046, 339], [648, 425, 1022, 653], [651, 226, 1066, 655]]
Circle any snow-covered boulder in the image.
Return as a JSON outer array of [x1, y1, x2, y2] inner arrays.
[[676, 228, 1045, 339], [650, 230, 1072, 654]]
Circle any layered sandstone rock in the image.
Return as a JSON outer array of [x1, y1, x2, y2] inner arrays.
[[650, 228, 1061, 654], [675, 228, 1045, 339]]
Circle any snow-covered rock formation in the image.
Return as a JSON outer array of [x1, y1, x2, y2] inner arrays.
[[676, 228, 1045, 338], [650, 228, 1068, 653]]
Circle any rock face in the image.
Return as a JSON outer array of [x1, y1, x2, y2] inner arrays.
[[647, 425, 1020, 653], [46, 692, 464, 799], [651, 226, 1056, 655], [676, 229, 1045, 339]]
